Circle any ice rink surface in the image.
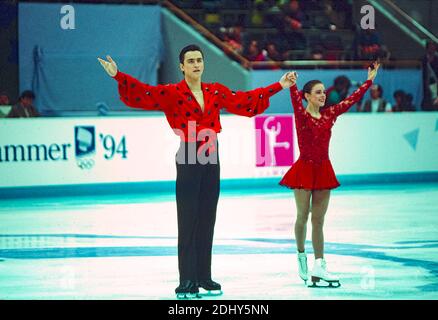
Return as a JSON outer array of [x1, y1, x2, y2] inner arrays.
[[0, 183, 437, 300]]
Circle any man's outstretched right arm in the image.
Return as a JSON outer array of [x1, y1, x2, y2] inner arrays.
[[98, 55, 171, 112]]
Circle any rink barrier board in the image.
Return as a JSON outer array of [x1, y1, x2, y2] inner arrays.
[[1, 172, 438, 199]]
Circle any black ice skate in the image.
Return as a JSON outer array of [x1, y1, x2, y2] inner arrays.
[[307, 258, 341, 288], [175, 280, 201, 299], [197, 280, 223, 296]]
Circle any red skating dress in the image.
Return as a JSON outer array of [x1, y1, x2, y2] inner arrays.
[[279, 80, 372, 190]]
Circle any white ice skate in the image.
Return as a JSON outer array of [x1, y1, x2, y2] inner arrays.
[[297, 251, 309, 283], [308, 258, 341, 288]]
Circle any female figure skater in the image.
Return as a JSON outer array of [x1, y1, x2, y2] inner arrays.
[[280, 62, 380, 287]]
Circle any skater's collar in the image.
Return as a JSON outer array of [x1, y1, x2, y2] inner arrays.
[[177, 79, 210, 95]]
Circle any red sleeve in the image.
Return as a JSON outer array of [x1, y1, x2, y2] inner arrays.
[[289, 84, 305, 115], [113, 71, 172, 112], [331, 80, 372, 117], [216, 82, 283, 117]]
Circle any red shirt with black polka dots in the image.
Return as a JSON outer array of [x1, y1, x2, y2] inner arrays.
[[113, 71, 282, 141]]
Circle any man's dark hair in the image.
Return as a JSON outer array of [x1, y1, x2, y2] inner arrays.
[[19, 90, 35, 100], [179, 44, 204, 64]]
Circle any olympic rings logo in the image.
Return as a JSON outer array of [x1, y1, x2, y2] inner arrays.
[[76, 158, 95, 170]]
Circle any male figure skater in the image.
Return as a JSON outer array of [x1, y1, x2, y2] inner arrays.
[[98, 44, 295, 298]]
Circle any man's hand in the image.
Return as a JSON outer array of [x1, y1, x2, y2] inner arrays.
[[367, 61, 380, 81], [279, 71, 297, 89], [98, 55, 118, 77]]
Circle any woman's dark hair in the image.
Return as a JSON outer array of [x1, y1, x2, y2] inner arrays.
[[179, 44, 204, 64], [302, 80, 323, 101]]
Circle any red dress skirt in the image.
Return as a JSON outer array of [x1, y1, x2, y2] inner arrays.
[[279, 158, 340, 190]]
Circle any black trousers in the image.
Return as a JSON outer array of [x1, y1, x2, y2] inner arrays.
[[175, 141, 220, 282]]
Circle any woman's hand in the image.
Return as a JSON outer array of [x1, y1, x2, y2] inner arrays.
[[97, 55, 118, 77], [367, 61, 380, 81], [280, 71, 298, 89]]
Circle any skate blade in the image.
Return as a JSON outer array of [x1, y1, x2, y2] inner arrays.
[[176, 293, 202, 299], [307, 277, 341, 288], [198, 288, 223, 296]]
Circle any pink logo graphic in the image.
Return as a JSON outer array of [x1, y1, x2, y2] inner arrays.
[[255, 115, 294, 167]]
